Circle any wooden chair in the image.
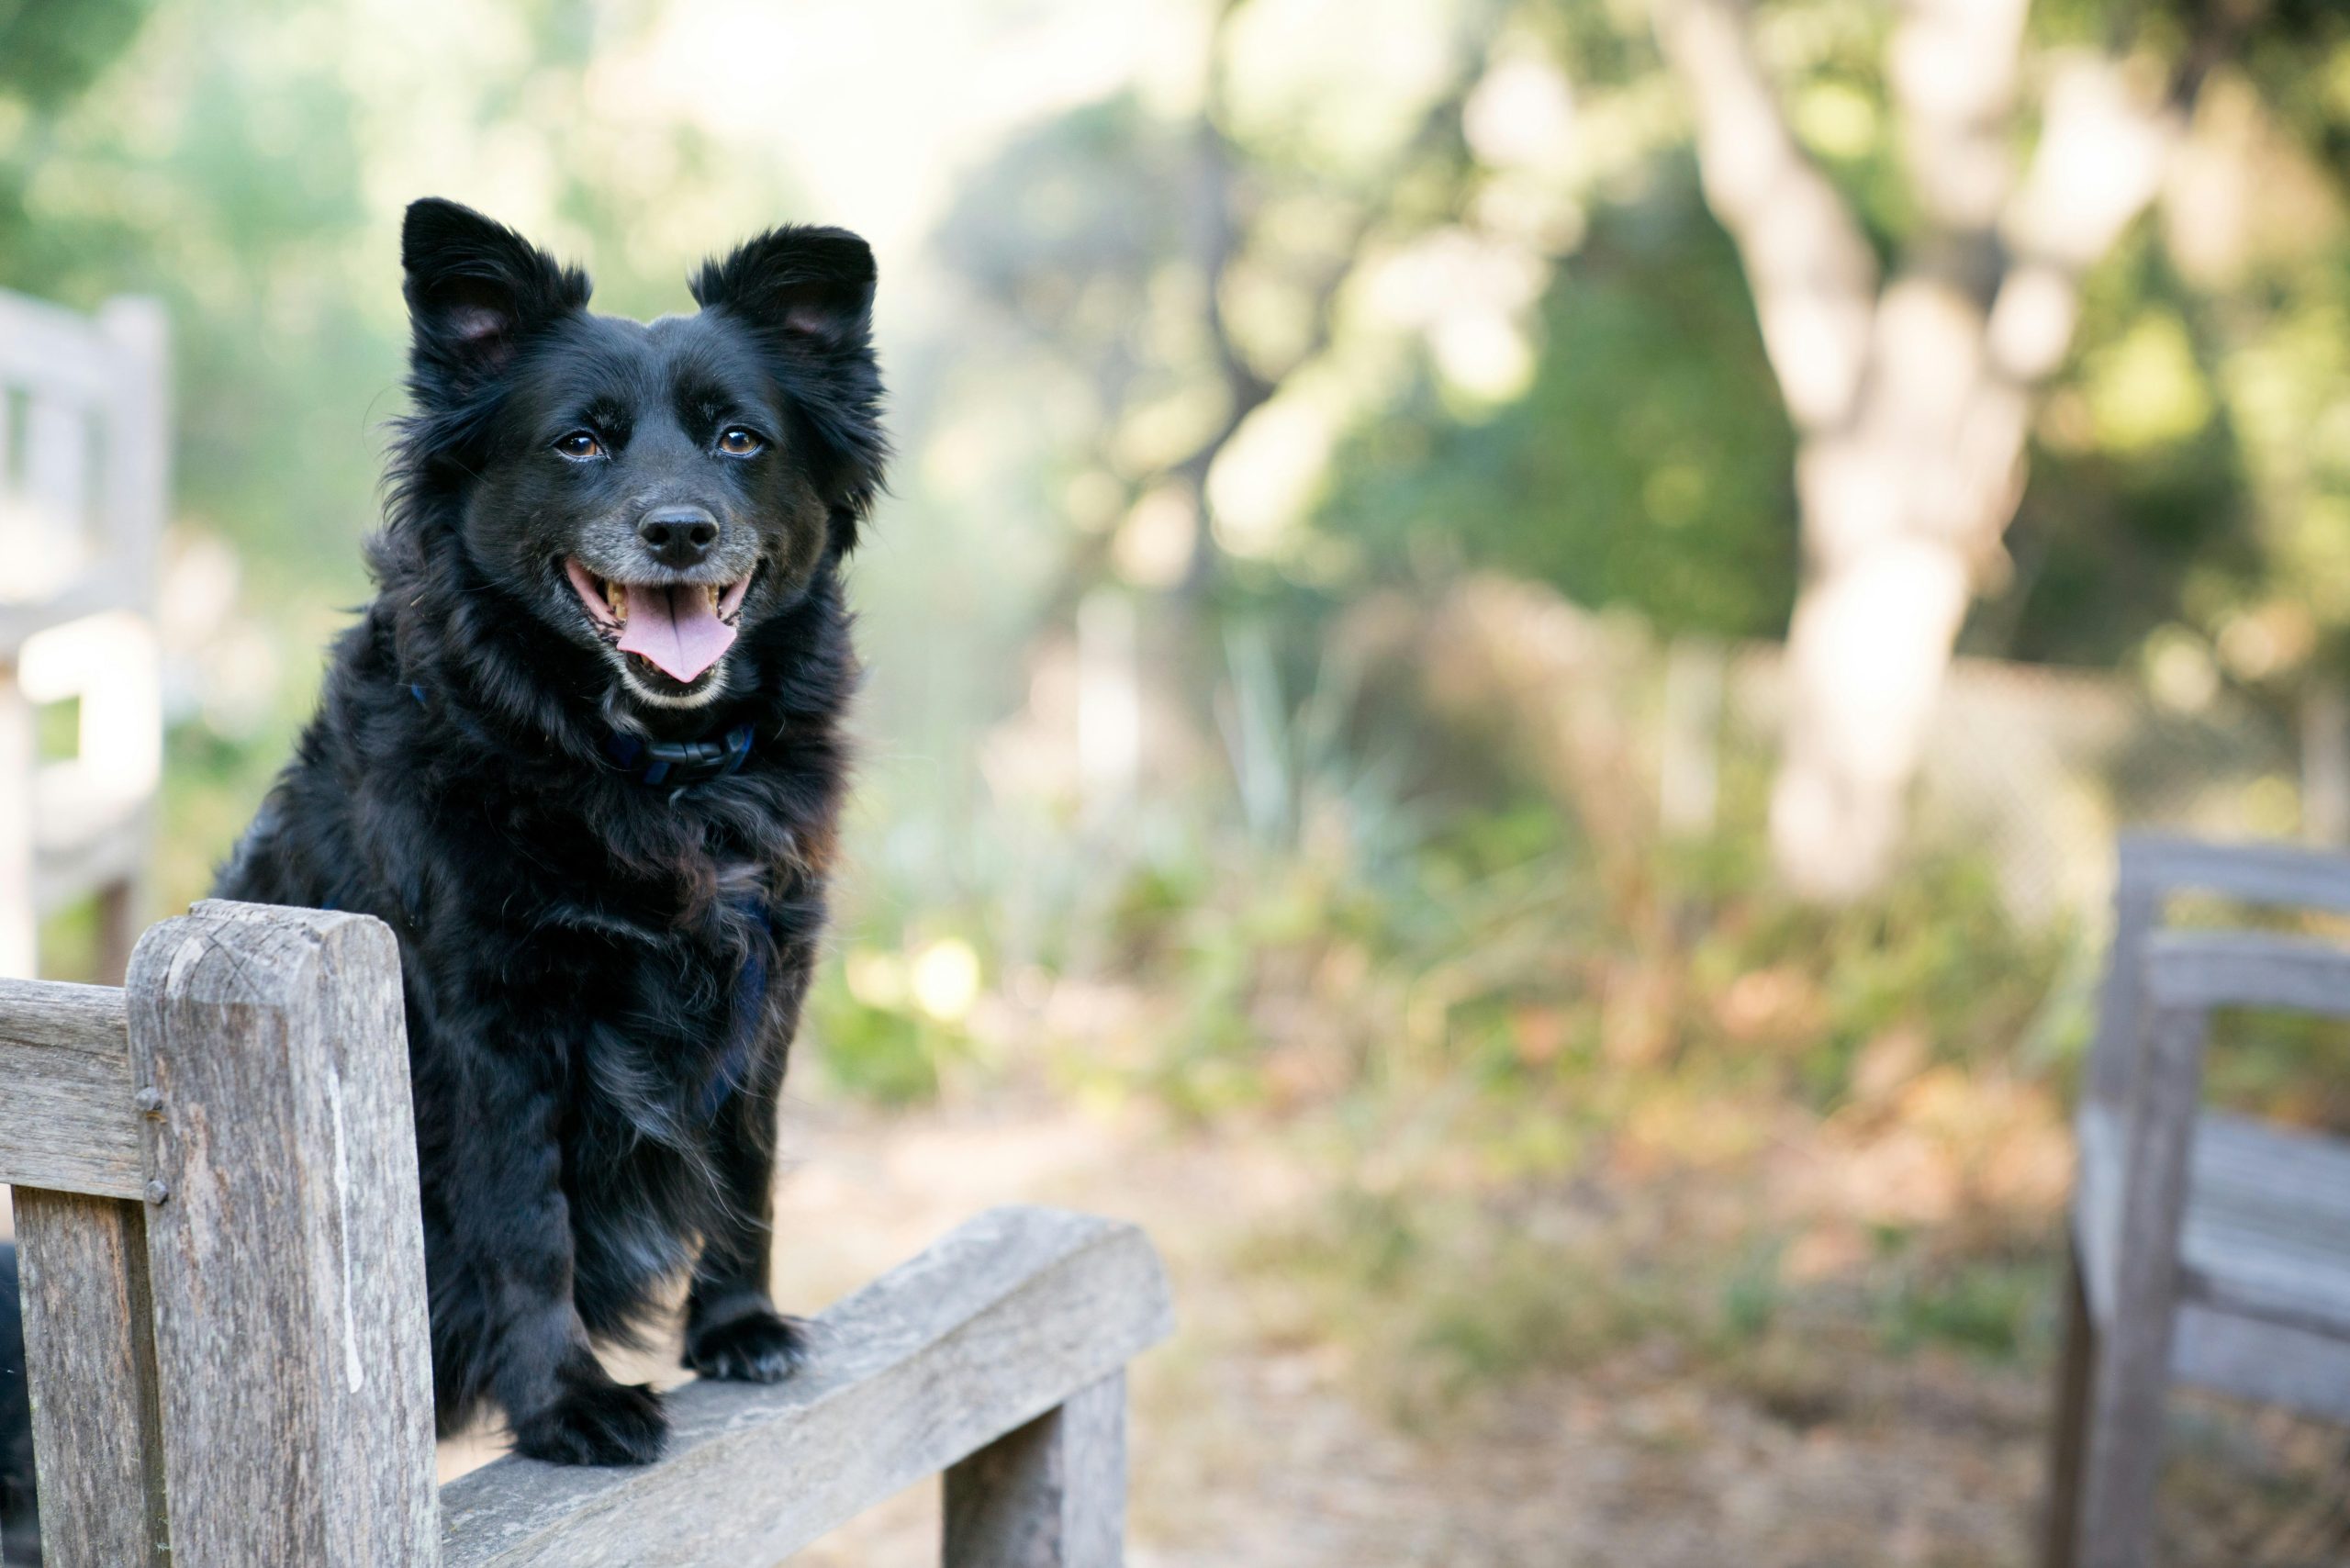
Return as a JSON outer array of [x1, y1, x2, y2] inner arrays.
[[0, 286, 170, 982], [2046, 834, 2350, 1568], [0, 900, 1173, 1566]]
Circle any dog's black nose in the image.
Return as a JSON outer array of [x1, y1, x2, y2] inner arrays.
[[637, 506, 720, 566]]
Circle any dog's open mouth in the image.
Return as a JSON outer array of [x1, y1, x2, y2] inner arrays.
[[565, 559, 753, 685]]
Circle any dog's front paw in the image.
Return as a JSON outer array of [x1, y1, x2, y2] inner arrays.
[[684, 1305, 811, 1383], [512, 1375, 667, 1467]]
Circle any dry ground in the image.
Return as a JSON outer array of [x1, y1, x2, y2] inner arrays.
[[5, 1086, 2341, 1564], [429, 1087, 2350, 1567]]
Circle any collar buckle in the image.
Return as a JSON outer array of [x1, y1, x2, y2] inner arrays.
[[601, 722, 755, 787]]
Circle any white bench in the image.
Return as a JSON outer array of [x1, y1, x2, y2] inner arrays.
[[0, 286, 169, 981]]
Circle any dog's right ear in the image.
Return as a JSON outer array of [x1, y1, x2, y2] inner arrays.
[[401, 197, 590, 406]]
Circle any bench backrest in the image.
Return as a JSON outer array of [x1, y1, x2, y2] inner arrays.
[[2087, 832, 2350, 1112], [6, 901, 433, 1566], [0, 286, 170, 980], [1, 900, 1172, 1566]]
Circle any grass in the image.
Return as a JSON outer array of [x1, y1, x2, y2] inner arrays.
[[796, 628, 2107, 1432]]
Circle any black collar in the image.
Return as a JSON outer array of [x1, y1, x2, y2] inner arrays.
[[600, 723, 755, 787], [407, 681, 755, 789]]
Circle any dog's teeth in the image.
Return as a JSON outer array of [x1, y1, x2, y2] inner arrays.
[[707, 585, 722, 610], [605, 581, 626, 620]]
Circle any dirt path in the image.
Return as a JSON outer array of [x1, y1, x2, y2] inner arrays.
[[10, 1082, 2337, 1564], [9, 1081, 2340, 1568], [438, 1090, 2089, 1567]]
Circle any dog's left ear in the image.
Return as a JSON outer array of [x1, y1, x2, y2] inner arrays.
[[402, 197, 591, 406], [692, 228, 886, 536], [689, 226, 876, 354]]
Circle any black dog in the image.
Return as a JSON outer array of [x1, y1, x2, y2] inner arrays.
[[206, 197, 883, 1465], [0, 202, 875, 1525], [1, 1245, 37, 1564]]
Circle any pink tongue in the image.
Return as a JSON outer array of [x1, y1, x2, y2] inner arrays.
[[616, 584, 736, 682]]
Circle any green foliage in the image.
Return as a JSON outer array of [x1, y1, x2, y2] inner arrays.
[[934, 96, 1187, 353], [1681, 845, 2067, 1107], [0, 0, 151, 110], [1874, 1246, 2053, 1361], [1250, 1188, 1678, 1423], [806, 969, 952, 1103], [1971, 238, 2248, 664], [1255, 1175, 2062, 1427], [2226, 2, 2350, 182], [1321, 180, 1800, 638], [32, 697, 78, 763]]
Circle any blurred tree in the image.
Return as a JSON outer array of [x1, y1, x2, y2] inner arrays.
[[0, 0, 154, 286], [1648, 0, 2272, 898], [0, 0, 151, 109], [1323, 175, 1799, 641], [935, 0, 1497, 625]]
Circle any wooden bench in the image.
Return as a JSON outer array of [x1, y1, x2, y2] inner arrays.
[[1, 900, 1173, 1566], [0, 286, 169, 982], [2046, 834, 2350, 1568]]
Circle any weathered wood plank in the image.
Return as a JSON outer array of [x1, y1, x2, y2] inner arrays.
[[2169, 1292, 2350, 1423], [93, 879, 136, 990], [441, 1205, 1175, 1568], [0, 290, 119, 404], [2118, 831, 2350, 918], [945, 1372, 1126, 1568], [2186, 1114, 2350, 1337], [22, 396, 88, 548], [2143, 929, 2350, 1018], [2084, 863, 2160, 1112], [2058, 832, 2350, 1559], [13, 1188, 169, 1567], [95, 296, 168, 583], [0, 977, 141, 1199], [2076, 1104, 2350, 1342], [2093, 832, 2350, 1109], [0, 681, 31, 977], [84, 297, 169, 981], [2083, 1130, 2350, 1422], [2039, 1240, 2095, 1568], [128, 900, 438, 1568], [0, 579, 154, 663], [2070, 1106, 2121, 1329], [2073, 1000, 2206, 1568]]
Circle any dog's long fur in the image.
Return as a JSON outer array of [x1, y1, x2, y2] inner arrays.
[[203, 198, 884, 1465], [0, 1246, 36, 1564], [0, 200, 879, 1541]]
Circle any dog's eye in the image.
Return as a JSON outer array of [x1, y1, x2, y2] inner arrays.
[[716, 427, 764, 457], [554, 431, 606, 461]]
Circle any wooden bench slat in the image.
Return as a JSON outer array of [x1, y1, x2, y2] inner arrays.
[[2076, 1103, 2350, 1360], [6, 901, 1172, 1564], [2169, 1293, 2350, 1422], [2056, 834, 2350, 1568], [13, 1189, 170, 1568], [2142, 929, 2350, 1018], [0, 290, 121, 404], [945, 1371, 1126, 1568], [0, 976, 142, 1199], [2119, 831, 2350, 915], [128, 901, 439, 1568], [0, 579, 156, 662], [439, 1204, 1175, 1568]]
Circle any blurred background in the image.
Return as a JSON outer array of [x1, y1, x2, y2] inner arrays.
[[4, 0, 2350, 1561]]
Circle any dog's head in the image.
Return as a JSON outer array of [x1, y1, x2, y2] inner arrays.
[[397, 197, 884, 711]]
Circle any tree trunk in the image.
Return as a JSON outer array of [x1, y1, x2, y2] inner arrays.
[[1772, 286, 2029, 899], [1654, 0, 2180, 896]]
